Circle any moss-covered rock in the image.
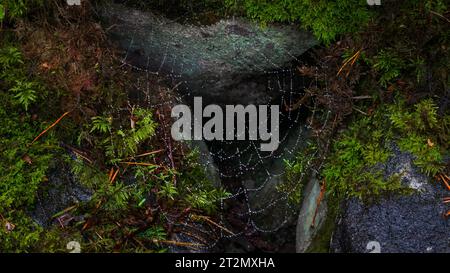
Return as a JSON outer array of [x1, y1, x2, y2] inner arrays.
[[97, 2, 317, 105]]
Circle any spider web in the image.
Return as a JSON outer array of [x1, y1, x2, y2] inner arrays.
[[101, 1, 331, 252]]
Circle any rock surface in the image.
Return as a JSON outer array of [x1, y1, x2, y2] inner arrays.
[[239, 124, 308, 231], [31, 160, 91, 227], [331, 147, 450, 253], [97, 2, 317, 105], [296, 177, 327, 252]]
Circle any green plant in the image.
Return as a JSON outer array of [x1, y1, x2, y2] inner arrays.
[[10, 80, 38, 111], [85, 108, 157, 164], [281, 141, 318, 205], [322, 116, 401, 200], [71, 108, 230, 251], [178, 149, 230, 214], [409, 56, 426, 83], [0, 46, 23, 69], [139, 226, 166, 241], [225, 0, 373, 44], [0, 0, 44, 22], [90, 116, 112, 134], [321, 98, 448, 200], [0, 4, 5, 21], [388, 99, 446, 176], [0, 46, 42, 111], [158, 181, 179, 200], [0, 211, 43, 252], [372, 49, 405, 87], [0, 50, 57, 214]]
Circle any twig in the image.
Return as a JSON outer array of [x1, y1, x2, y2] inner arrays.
[[119, 162, 162, 168], [152, 239, 204, 249], [109, 168, 120, 184], [191, 215, 235, 236], [430, 11, 450, 24], [439, 174, 450, 190], [108, 167, 114, 181], [52, 204, 78, 219], [61, 143, 93, 164], [178, 230, 209, 245], [337, 48, 362, 77], [74, 151, 93, 164], [285, 94, 310, 111], [31, 111, 71, 144], [352, 95, 373, 100], [353, 106, 368, 116], [125, 149, 164, 160]]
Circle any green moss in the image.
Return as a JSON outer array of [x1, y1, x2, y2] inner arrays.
[[323, 98, 448, 201], [388, 99, 447, 176], [279, 141, 318, 205], [372, 49, 406, 87], [225, 0, 373, 44], [0, 43, 64, 252], [0, 38, 228, 253]]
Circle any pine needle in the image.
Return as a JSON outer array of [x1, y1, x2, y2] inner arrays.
[[119, 162, 162, 168], [108, 167, 114, 181], [192, 215, 235, 236], [152, 239, 204, 248], [31, 111, 71, 144], [109, 168, 120, 184], [124, 149, 164, 160], [337, 48, 362, 77], [439, 174, 450, 191]]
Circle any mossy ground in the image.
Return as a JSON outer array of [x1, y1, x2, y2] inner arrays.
[[0, 1, 229, 252], [280, 0, 449, 252]]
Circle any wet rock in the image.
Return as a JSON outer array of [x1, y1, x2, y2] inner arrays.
[[97, 2, 317, 105], [31, 160, 92, 227], [296, 177, 327, 252], [240, 124, 308, 232], [331, 147, 450, 253]]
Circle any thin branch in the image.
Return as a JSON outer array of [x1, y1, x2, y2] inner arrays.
[[31, 111, 71, 144], [353, 106, 368, 116], [119, 162, 162, 168], [191, 215, 235, 236], [430, 11, 450, 24], [153, 239, 204, 249]]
